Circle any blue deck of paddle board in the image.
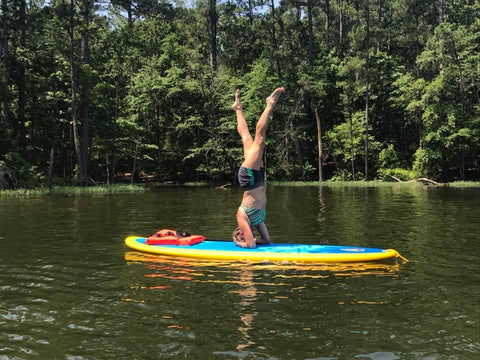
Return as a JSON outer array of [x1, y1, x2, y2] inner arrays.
[[134, 238, 387, 254]]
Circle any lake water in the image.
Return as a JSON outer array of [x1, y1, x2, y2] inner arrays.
[[0, 185, 479, 359]]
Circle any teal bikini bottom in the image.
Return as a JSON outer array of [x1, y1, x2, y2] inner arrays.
[[240, 205, 266, 226]]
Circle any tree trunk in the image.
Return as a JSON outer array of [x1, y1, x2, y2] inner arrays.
[[247, 0, 253, 23], [127, 3, 133, 27], [269, 0, 282, 78], [415, 17, 420, 77], [115, 76, 119, 121], [307, 0, 314, 66], [338, 0, 343, 44], [295, 3, 301, 22], [106, 153, 110, 185], [350, 112, 355, 180], [113, 78, 119, 185], [207, 0, 217, 74], [365, 78, 370, 181], [324, 0, 330, 47], [460, 151, 465, 180], [112, 154, 116, 184], [17, 0, 26, 151], [69, 0, 83, 180], [131, 142, 138, 185], [0, 165, 17, 189], [47, 148, 55, 189], [315, 107, 323, 182], [292, 122, 303, 170], [263, 148, 267, 183], [0, 0, 9, 124], [364, 1, 370, 181], [80, 0, 90, 180], [438, 0, 445, 72], [451, 40, 467, 180], [377, 0, 383, 51], [438, 0, 444, 24]]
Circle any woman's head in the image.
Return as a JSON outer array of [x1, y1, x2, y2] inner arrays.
[[232, 226, 245, 245]]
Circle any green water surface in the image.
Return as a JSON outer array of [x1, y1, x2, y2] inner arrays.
[[0, 185, 479, 359]]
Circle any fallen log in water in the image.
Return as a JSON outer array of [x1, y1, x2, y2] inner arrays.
[[387, 175, 442, 186]]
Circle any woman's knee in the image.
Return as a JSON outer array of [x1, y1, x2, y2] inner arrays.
[[241, 134, 253, 144]]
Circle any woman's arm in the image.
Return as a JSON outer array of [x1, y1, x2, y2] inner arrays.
[[236, 209, 256, 248]]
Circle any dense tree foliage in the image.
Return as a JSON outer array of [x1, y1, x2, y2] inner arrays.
[[0, 0, 478, 187]]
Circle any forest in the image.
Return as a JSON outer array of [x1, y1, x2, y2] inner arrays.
[[0, 0, 479, 188]]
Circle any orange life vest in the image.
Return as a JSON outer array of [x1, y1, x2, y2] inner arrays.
[[146, 229, 205, 246]]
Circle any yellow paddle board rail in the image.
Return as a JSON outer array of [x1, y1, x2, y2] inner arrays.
[[125, 236, 407, 263]]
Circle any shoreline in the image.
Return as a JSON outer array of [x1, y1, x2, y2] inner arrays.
[[1, 181, 479, 198]]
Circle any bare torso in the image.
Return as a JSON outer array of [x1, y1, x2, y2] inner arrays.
[[241, 186, 266, 209]]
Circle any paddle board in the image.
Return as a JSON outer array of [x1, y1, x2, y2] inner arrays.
[[125, 236, 405, 263]]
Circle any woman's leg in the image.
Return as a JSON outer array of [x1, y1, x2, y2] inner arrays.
[[242, 87, 285, 169], [233, 89, 253, 159]]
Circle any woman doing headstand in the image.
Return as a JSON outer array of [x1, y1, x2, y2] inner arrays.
[[232, 87, 285, 248]]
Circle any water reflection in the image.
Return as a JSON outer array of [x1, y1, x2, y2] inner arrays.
[[124, 251, 403, 357], [231, 267, 257, 352], [124, 252, 401, 278], [317, 186, 326, 224]]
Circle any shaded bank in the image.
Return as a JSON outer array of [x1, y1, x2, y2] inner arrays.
[[0, 184, 146, 198]]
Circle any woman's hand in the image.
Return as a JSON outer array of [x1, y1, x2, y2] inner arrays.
[[233, 235, 256, 249]]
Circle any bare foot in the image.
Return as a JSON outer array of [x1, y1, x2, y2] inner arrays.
[[266, 87, 285, 107], [232, 89, 243, 111]]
